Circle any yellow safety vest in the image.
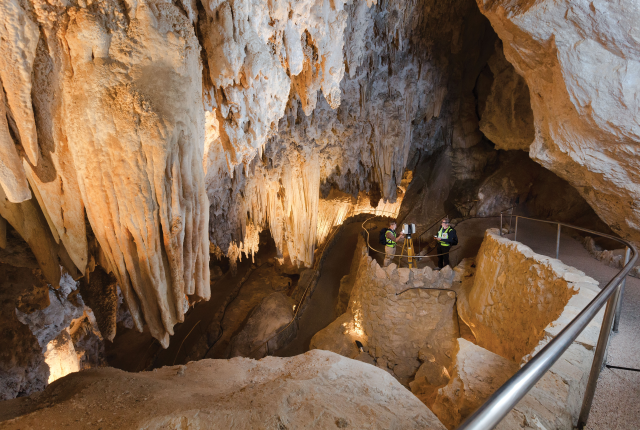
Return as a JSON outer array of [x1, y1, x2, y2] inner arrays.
[[386, 230, 396, 247], [438, 227, 452, 247]]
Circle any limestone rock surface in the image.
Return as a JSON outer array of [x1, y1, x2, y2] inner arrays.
[[443, 229, 604, 429], [457, 229, 594, 361], [311, 239, 459, 386], [0, 350, 447, 430], [478, 40, 534, 151], [430, 338, 519, 429], [476, 0, 640, 247]]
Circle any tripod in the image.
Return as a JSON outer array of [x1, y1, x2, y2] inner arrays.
[[399, 234, 415, 269]]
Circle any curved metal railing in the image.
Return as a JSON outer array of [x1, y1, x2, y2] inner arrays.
[[457, 215, 637, 430], [362, 213, 462, 266]]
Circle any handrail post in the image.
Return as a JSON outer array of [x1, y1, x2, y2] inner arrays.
[[613, 246, 631, 332], [556, 224, 561, 259], [577, 280, 625, 428], [509, 207, 514, 234], [514, 216, 518, 242], [500, 213, 503, 236]]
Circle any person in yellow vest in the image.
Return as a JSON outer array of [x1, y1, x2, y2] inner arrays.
[[383, 221, 404, 267], [435, 217, 457, 269]]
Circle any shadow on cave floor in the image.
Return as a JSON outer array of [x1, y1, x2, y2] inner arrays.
[[273, 222, 365, 357]]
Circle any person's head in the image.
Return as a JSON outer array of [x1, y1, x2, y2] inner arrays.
[[441, 217, 450, 228], [390, 221, 397, 230]]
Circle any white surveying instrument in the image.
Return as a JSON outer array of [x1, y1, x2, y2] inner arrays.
[[400, 223, 416, 269]]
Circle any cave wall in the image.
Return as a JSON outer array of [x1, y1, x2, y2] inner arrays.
[[1, 0, 638, 360], [0, 0, 503, 350], [475, 0, 640, 245]]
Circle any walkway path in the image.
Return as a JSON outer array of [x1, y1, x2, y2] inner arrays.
[[504, 220, 640, 430], [277, 215, 639, 428], [274, 222, 364, 356]]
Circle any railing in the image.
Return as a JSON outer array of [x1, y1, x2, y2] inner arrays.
[[362, 214, 461, 265], [458, 215, 637, 430]]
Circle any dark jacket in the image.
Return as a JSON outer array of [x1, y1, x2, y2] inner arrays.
[[437, 226, 458, 246]]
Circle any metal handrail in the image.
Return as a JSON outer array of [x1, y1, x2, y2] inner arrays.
[[499, 205, 516, 235], [457, 215, 637, 430]]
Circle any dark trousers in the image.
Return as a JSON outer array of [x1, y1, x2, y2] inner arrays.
[[437, 244, 450, 268]]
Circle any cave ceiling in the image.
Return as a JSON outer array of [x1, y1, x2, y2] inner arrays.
[[0, 0, 638, 346]]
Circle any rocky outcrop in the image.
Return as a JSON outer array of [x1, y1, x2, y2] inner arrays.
[[430, 338, 519, 429], [311, 237, 460, 386], [0, 265, 49, 401], [0, 0, 210, 349], [431, 338, 595, 430], [476, 0, 640, 248], [14, 272, 107, 385], [478, 40, 534, 151], [457, 229, 597, 362], [0, 350, 447, 430], [229, 292, 296, 359], [439, 230, 604, 428]]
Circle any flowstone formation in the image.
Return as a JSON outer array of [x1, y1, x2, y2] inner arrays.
[[0, 0, 210, 348]]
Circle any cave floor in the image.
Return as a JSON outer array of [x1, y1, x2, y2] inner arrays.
[[502, 221, 640, 430], [291, 216, 640, 429], [274, 222, 365, 356]]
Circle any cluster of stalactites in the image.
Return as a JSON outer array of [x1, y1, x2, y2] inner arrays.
[[0, 0, 210, 348]]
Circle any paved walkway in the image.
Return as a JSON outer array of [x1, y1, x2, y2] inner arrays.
[[503, 220, 640, 430], [275, 215, 639, 428]]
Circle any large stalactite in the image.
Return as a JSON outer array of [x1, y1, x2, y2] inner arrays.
[[1, 0, 638, 361]]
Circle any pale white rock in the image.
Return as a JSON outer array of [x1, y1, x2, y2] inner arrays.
[[0, 0, 40, 166], [431, 338, 592, 430], [0, 87, 30, 202], [15, 273, 83, 351], [476, 0, 640, 247], [60, 0, 211, 346], [0, 350, 447, 430], [431, 339, 519, 429]]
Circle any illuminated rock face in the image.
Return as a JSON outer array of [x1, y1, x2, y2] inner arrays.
[[457, 229, 600, 362], [311, 236, 460, 386], [4, 0, 636, 359], [204, 0, 497, 266], [431, 231, 605, 429], [0, 0, 495, 349], [0, 350, 447, 430], [0, 0, 210, 347], [475, 0, 640, 245]]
